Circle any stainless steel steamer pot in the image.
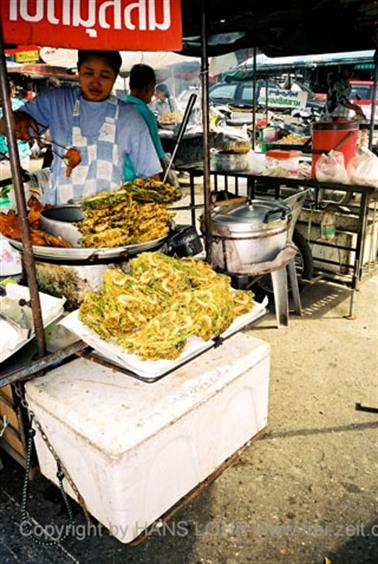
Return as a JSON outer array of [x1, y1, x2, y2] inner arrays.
[[209, 199, 291, 273]]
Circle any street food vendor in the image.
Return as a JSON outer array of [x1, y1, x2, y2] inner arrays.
[[150, 83, 178, 119], [322, 67, 366, 120], [0, 50, 162, 205]]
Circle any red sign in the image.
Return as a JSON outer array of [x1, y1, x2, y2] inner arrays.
[[2, 0, 182, 51]]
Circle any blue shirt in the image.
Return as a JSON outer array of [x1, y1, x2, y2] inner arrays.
[[19, 87, 162, 185], [124, 95, 165, 159]]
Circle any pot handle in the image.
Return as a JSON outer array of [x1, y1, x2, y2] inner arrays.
[[263, 207, 287, 223]]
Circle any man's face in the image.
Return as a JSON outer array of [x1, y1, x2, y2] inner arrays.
[[79, 57, 117, 101]]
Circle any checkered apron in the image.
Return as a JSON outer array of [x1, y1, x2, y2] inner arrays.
[[46, 96, 122, 205]]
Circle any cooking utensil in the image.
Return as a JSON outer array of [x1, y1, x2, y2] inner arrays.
[[162, 93, 197, 184], [206, 199, 291, 274]]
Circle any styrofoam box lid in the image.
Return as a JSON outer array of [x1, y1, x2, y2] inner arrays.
[[25, 334, 270, 459]]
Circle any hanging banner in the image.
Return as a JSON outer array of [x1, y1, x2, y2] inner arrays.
[[1, 0, 182, 51]]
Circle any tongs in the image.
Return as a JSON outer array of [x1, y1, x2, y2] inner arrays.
[[29, 120, 81, 172], [30, 132, 76, 165]]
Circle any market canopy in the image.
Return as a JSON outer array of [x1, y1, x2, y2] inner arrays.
[[180, 0, 377, 57], [1, 1, 376, 58], [38, 47, 199, 72], [223, 50, 376, 81]]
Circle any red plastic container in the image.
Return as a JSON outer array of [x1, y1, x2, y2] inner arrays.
[[312, 120, 358, 177]]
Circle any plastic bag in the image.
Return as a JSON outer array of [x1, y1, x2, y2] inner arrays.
[[315, 150, 349, 184], [213, 124, 251, 154], [347, 146, 378, 188]]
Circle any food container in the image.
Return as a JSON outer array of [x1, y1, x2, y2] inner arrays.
[[261, 127, 278, 143], [265, 150, 301, 175], [207, 199, 290, 274]]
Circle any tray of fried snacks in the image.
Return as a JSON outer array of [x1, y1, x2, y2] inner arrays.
[[60, 252, 268, 380]]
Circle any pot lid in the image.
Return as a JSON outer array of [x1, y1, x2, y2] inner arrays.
[[212, 199, 289, 228]]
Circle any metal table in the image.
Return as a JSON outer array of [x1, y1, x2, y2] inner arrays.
[[176, 163, 378, 317]]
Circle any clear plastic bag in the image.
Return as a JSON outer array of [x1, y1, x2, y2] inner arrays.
[[213, 124, 251, 154], [315, 150, 349, 184], [347, 146, 378, 188]]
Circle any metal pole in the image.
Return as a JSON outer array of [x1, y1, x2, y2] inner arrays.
[[0, 24, 45, 357], [368, 50, 377, 151], [252, 47, 257, 150], [200, 0, 212, 262], [265, 76, 269, 124]]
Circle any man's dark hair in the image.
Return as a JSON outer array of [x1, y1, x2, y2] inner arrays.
[[77, 50, 122, 75], [155, 83, 170, 97], [129, 64, 156, 90]]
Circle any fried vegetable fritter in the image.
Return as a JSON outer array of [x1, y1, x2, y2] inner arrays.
[[77, 186, 174, 248], [79, 253, 254, 360]]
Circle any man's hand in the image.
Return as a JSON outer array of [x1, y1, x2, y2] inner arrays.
[[355, 105, 366, 120]]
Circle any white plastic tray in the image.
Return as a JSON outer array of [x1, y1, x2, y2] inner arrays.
[[60, 298, 267, 380], [0, 284, 65, 363]]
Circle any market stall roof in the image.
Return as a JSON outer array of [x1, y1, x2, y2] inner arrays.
[[39, 47, 199, 72], [223, 50, 376, 81], [180, 0, 377, 57], [6, 63, 78, 81], [2, 1, 376, 59]]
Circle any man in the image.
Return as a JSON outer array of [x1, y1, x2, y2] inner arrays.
[[124, 64, 179, 186], [323, 67, 365, 120], [124, 64, 166, 166]]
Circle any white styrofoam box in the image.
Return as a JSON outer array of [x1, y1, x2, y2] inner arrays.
[[25, 333, 270, 544]]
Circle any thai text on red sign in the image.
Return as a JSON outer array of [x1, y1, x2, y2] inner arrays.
[[2, 0, 182, 51]]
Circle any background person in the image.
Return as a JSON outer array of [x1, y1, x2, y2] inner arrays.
[[150, 83, 178, 120], [0, 81, 31, 179], [323, 67, 365, 120], [123, 64, 178, 186], [123, 64, 166, 173], [0, 50, 162, 205]]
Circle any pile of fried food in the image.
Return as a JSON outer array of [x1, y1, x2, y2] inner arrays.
[[158, 111, 182, 123], [79, 252, 254, 360], [0, 196, 72, 247], [77, 179, 181, 248], [275, 135, 310, 145]]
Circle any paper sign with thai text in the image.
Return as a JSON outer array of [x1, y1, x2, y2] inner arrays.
[[2, 0, 182, 51], [258, 88, 308, 110]]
